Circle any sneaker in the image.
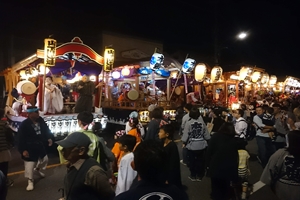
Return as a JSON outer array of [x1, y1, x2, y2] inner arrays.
[[188, 176, 197, 181], [34, 168, 45, 178], [26, 179, 34, 191], [180, 160, 187, 166]]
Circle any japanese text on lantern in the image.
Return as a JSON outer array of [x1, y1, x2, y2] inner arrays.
[[44, 39, 57, 66]]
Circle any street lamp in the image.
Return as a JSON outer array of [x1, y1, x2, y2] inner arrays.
[[237, 32, 247, 40]]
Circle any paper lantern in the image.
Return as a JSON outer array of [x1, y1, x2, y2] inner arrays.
[[251, 71, 261, 83], [38, 65, 50, 75], [44, 38, 57, 66], [231, 103, 241, 110], [269, 75, 277, 85], [121, 67, 131, 77], [261, 73, 269, 84], [182, 58, 196, 74], [19, 70, 26, 78], [111, 71, 121, 79], [211, 66, 223, 82], [230, 74, 239, 80], [104, 48, 115, 71], [239, 67, 253, 82], [194, 63, 207, 82], [150, 53, 164, 70]]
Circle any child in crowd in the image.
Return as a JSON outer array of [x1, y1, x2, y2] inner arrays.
[[237, 142, 251, 183], [158, 124, 182, 188], [111, 129, 126, 169], [115, 135, 137, 196], [262, 106, 276, 141], [127, 118, 142, 146]]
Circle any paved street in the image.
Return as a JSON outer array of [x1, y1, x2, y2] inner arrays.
[[6, 135, 279, 200]]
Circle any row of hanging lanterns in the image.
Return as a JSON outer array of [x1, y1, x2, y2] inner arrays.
[[237, 66, 278, 86]]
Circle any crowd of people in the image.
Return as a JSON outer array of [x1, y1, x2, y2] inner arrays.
[[1, 91, 300, 200]]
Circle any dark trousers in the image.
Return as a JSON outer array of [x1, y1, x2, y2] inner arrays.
[[210, 177, 232, 200], [274, 142, 286, 150], [187, 149, 206, 178], [182, 147, 188, 164], [0, 162, 8, 178], [256, 136, 276, 168]]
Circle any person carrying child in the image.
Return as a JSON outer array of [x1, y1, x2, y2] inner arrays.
[[261, 106, 276, 142]]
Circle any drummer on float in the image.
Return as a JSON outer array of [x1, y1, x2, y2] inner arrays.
[[111, 80, 120, 100], [186, 91, 201, 105]]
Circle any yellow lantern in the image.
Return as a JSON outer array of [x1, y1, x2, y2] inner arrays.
[[121, 67, 130, 76], [44, 38, 57, 66], [251, 71, 261, 83], [269, 75, 277, 85], [211, 66, 223, 82], [194, 63, 207, 82], [239, 66, 253, 82], [38, 65, 50, 75], [104, 47, 115, 71], [261, 73, 269, 84]]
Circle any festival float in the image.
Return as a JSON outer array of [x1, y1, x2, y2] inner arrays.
[[100, 51, 185, 124], [0, 37, 108, 139]]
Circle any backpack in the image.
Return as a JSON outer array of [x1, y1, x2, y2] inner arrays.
[[239, 119, 257, 141]]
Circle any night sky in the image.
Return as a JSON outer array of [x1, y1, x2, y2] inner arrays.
[[1, 0, 299, 80]]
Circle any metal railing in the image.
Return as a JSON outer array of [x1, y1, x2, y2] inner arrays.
[[101, 100, 177, 110]]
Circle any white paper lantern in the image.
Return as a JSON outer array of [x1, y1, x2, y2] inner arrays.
[[194, 63, 207, 82], [211, 66, 223, 82], [112, 71, 121, 79], [251, 71, 261, 83], [261, 73, 269, 84], [38, 65, 50, 75], [149, 53, 164, 70], [269, 75, 277, 85], [121, 67, 130, 77], [239, 66, 253, 82], [182, 58, 196, 74]]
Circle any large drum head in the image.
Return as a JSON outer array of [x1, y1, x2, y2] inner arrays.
[[16, 81, 36, 95], [127, 89, 139, 101]]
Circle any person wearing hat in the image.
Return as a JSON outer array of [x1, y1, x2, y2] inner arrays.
[[17, 106, 54, 191], [260, 130, 300, 200], [57, 111, 101, 164], [186, 91, 200, 105], [57, 132, 115, 200]]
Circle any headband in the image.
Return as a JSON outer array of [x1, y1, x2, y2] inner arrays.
[[26, 108, 39, 113]]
